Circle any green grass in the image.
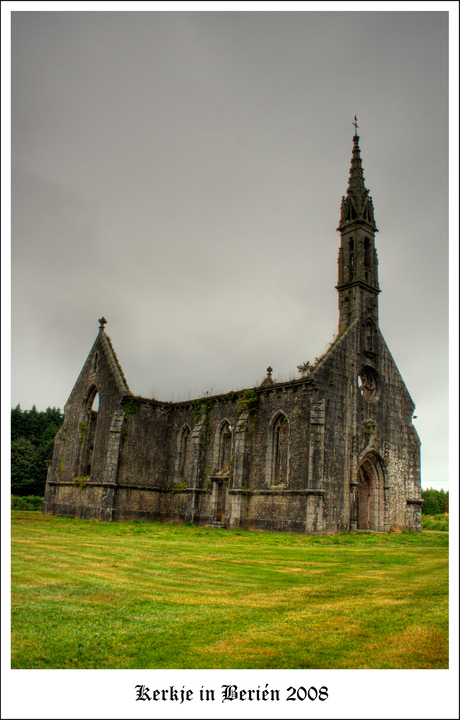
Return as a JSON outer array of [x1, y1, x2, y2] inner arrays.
[[421, 513, 449, 532], [11, 495, 43, 511], [11, 512, 448, 669]]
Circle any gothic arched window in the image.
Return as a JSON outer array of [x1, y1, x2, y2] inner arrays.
[[364, 237, 372, 269], [180, 427, 191, 481], [219, 422, 232, 472], [273, 414, 289, 485], [365, 320, 373, 352], [79, 386, 99, 477]]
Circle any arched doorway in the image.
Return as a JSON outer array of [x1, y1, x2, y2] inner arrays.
[[357, 453, 384, 531]]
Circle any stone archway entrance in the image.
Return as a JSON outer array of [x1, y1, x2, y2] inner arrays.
[[357, 454, 384, 531]]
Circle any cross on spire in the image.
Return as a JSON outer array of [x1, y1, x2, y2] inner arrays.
[[352, 115, 359, 135]]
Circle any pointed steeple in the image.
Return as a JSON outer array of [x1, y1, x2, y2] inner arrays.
[[338, 131, 377, 232], [336, 123, 380, 333]]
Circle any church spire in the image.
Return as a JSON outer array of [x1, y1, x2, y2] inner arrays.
[[338, 124, 377, 232], [336, 123, 380, 333], [348, 134, 367, 203]]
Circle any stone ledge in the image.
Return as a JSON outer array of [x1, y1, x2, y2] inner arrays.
[[47, 481, 113, 487], [118, 484, 210, 494], [48, 482, 323, 498], [47, 481, 202, 493], [229, 488, 326, 497]]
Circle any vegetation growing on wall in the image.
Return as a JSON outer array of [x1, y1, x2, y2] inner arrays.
[[237, 388, 259, 432], [73, 476, 90, 489], [78, 422, 87, 443], [297, 360, 313, 375], [205, 461, 213, 489], [120, 398, 142, 447], [164, 478, 188, 495], [193, 398, 213, 451], [124, 398, 141, 417], [237, 389, 259, 415]]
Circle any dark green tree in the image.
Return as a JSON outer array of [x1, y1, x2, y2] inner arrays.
[[421, 488, 449, 515], [11, 438, 44, 496], [11, 406, 64, 496]]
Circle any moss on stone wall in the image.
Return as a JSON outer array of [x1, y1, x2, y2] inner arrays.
[[237, 389, 259, 415], [73, 475, 90, 489], [78, 423, 87, 443], [124, 398, 140, 417]]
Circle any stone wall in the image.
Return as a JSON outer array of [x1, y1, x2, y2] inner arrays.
[[43, 319, 421, 533]]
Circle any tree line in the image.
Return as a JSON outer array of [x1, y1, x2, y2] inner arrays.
[[11, 405, 64, 496], [421, 488, 449, 515]]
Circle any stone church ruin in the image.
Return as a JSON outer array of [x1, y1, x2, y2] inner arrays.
[[43, 130, 422, 533]]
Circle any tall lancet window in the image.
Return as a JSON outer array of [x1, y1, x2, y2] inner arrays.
[[365, 321, 374, 352], [273, 415, 289, 485], [349, 238, 354, 281], [219, 422, 232, 471], [180, 427, 191, 481], [79, 386, 99, 477]]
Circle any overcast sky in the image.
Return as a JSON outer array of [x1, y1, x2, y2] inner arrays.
[[8, 9, 452, 487]]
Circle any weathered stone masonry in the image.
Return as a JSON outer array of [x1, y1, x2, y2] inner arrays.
[[43, 132, 422, 533]]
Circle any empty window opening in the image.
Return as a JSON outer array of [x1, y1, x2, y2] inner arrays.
[[220, 423, 232, 471], [80, 388, 99, 477], [91, 392, 100, 412], [180, 428, 191, 480], [364, 237, 372, 269], [273, 415, 289, 485], [358, 367, 379, 402]]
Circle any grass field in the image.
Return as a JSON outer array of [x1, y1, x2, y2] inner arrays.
[[421, 513, 449, 532], [11, 511, 448, 669]]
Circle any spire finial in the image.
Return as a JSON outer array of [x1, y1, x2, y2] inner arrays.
[[98, 316, 107, 331], [352, 115, 359, 135]]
